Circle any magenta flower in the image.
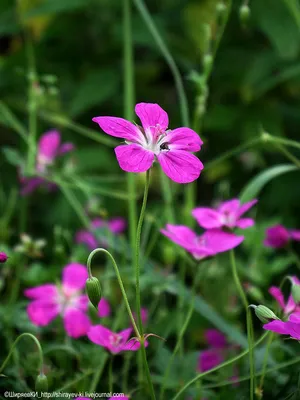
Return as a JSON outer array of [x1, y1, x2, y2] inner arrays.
[[98, 298, 111, 318], [263, 312, 300, 340], [192, 198, 257, 230], [87, 325, 145, 354], [161, 224, 244, 260], [75, 217, 126, 251], [24, 263, 90, 338], [205, 329, 227, 348], [264, 224, 300, 249], [0, 252, 8, 263], [269, 283, 300, 316], [93, 103, 203, 183], [198, 329, 227, 372]]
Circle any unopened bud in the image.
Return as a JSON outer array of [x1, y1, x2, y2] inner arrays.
[[251, 305, 280, 323], [290, 277, 300, 303], [35, 373, 48, 393], [86, 277, 102, 309], [239, 4, 250, 24], [0, 252, 8, 263]]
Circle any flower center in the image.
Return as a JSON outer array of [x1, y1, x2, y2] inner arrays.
[[109, 334, 122, 348]]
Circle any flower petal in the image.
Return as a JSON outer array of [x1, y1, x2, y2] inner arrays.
[[218, 199, 240, 215], [203, 229, 244, 254], [108, 218, 126, 234], [87, 324, 113, 349], [24, 284, 58, 300], [165, 127, 203, 152], [27, 300, 60, 326], [115, 144, 154, 173], [63, 308, 91, 338], [264, 225, 289, 248], [98, 298, 111, 318], [289, 312, 300, 323], [269, 286, 285, 311], [92, 116, 142, 142], [205, 329, 227, 348], [160, 224, 198, 252], [290, 230, 300, 241], [192, 208, 223, 229], [263, 320, 289, 335], [236, 218, 255, 229], [75, 230, 98, 250], [198, 349, 224, 372], [236, 199, 257, 218], [62, 263, 88, 292], [38, 130, 61, 163], [157, 150, 203, 184], [58, 142, 75, 155], [135, 102, 169, 132]]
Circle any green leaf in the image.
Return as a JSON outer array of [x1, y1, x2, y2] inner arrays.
[[2, 147, 23, 167], [24, 0, 91, 18], [240, 164, 298, 203]]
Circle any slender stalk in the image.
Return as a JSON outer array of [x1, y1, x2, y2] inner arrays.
[[259, 332, 274, 391], [109, 356, 113, 393], [123, 0, 137, 257], [230, 250, 255, 400], [87, 248, 140, 338], [272, 141, 300, 168], [140, 341, 156, 400], [0, 333, 44, 375], [171, 332, 269, 400], [89, 353, 108, 392]]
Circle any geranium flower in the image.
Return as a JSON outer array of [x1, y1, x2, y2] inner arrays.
[[161, 224, 244, 260], [75, 217, 126, 250], [192, 199, 257, 230], [87, 325, 145, 354], [92, 102, 203, 183], [24, 263, 90, 338], [269, 278, 300, 316], [263, 312, 300, 340], [264, 224, 300, 249]]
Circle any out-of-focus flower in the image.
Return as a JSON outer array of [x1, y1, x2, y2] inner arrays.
[[0, 252, 8, 263], [87, 325, 145, 354], [24, 263, 90, 338], [98, 298, 111, 318], [263, 312, 300, 340], [133, 307, 148, 325], [93, 102, 203, 183], [75, 217, 126, 251], [198, 329, 227, 372], [192, 198, 257, 230], [264, 224, 300, 249], [269, 280, 300, 316], [14, 233, 46, 258], [161, 224, 244, 260]]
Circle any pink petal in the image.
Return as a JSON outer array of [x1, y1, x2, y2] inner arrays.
[[75, 230, 98, 250], [205, 329, 227, 348], [108, 217, 126, 234], [263, 320, 289, 335], [115, 144, 154, 173], [291, 276, 300, 285], [160, 224, 198, 251], [285, 295, 296, 315], [91, 218, 105, 229], [24, 284, 58, 300], [202, 229, 244, 254], [75, 294, 90, 312], [63, 308, 91, 338], [290, 230, 300, 241], [118, 327, 133, 343], [92, 116, 142, 142], [236, 199, 258, 218], [20, 177, 44, 196], [285, 322, 300, 340], [198, 349, 224, 372], [38, 130, 61, 163], [135, 102, 169, 132], [98, 298, 111, 318], [58, 142, 75, 155], [87, 325, 113, 349], [264, 225, 289, 248], [236, 218, 255, 229], [62, 263, 88, 292], [192, 208, 223, 229], [218, 199, 240, 215], [157, 150, 203, 184], [27, 300, 60, 326], [164, 127, 203, 152], [289, 312, 300, 323], [269, 286, 285, 310]]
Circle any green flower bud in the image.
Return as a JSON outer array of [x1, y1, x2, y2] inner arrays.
[[251, 305, 280, 324], [35, 373, 48, 393], [86, 276, 102, 309], [291, 282, 300, 303], [239, 4, 250, 24]]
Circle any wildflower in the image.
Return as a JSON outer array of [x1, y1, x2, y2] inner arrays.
[[87, 325, 145, 354], [264, 224, 300, 249], [0, 252, 8, 263], [93, 102, 203, 183], [98, 298, 111, 318], [263, 312, 300, 340], [24, 263, 91, 338], [192, 198, 257, 230], [269, 279, 300, 316], [198, 329, 227, 372], [75, 217, 126, 251], [161, 224, 244, 260]]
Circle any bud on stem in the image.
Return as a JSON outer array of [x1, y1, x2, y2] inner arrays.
[[250, 305, 280, 324], [86, 276, 102, 309], [35, 373, 48, 393]]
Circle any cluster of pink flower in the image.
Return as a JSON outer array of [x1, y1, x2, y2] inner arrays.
[[24, 263, 146, 354], [264, 224, 300, 249], [161, 199, 257, 259]]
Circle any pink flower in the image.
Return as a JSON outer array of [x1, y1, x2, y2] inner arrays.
[[198, 348, 224, 372], [205, 329, 227, 348], [87, 325, 145, 354], [92, 103, 203, 183], [264, 224, 300, 248], [263, 312, 300, 340], [24, 263, 90, 338], [98, 298, 111, 318], [269, 286, 297, 316], [0, 252, 8, 263], [192, 198, 257, 230], [161, 224, 244, 260], [75, 217, 126, 251]]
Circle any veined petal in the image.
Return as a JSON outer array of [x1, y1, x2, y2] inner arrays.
[[92, 116, 143, 142], [38, 130, 61, 163], [161, 224, 198, 251], [135, 102, 169, 133], [236, 218, 255, 229], [63, 308, 91, 338], [62, 263, 88, 292], [87, 325, 112, 348], [115, 144, 154, 173], [192, 207, 223, 229], [263, 320, 289, 335], [165, 127, 203, 152], [157, 150, 203, 184]]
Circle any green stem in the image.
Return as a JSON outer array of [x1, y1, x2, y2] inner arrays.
[[230, 249, 255, 400], [89, 353, 108, 392], [269, 136, 300, 151], [259, 332, 274, 391], [170, 332, 269, 400], [271, 141, 300, 168], [109, 356, 113, 393], [123, 0, 137, 258], [140, 341, 156, 400], [87, 248, 140, 338], [0, 333, 44, 375]]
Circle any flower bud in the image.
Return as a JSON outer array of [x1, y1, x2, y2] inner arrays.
[[251, 305, 280, 324], [35, 373, 48, 393], [86, 276, 102, 309], [291, 281, 300, 303], [239, 4, 250, 24], [0, 252, 8, 263]]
